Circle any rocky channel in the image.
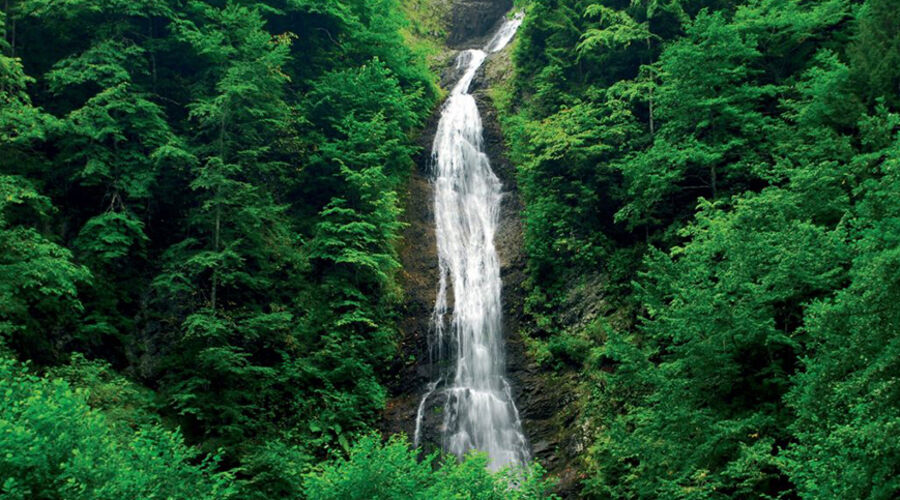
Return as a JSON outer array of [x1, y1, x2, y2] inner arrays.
[[380, 1, 583, 495]]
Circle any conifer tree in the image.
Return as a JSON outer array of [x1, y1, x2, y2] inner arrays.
[[0, 14, 90, 359], [154, 2, 302, 444]]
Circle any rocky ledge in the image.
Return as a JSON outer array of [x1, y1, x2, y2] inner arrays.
[[445, 0, 513, 48]]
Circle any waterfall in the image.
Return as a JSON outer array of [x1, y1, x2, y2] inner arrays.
[[414, 12, 528, 472]]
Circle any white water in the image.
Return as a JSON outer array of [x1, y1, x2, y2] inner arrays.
[[415, 13, 528, 472]]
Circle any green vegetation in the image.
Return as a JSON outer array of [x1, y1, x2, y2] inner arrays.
[[3, 0, 899, 497], [304, 434, 557, 499], [0, 354, 236, 499], [501, 0, 900, 497], [0, 0, 527, 497]]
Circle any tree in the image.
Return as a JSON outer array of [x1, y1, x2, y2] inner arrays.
[[0, 353, 236, 499], [303, 434, 557, 500], [786, 107, 900, 500], [0, 19, 89, 360], [46, 36, 187, 352], [154, 2, 303, 445]]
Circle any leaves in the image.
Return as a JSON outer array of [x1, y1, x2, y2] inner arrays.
[[303, 434, 558, 500], [506, 0, 900, 498], [0, 354, 236, 499], [2, 0, 435, 495], [578, 4, 656, 54]]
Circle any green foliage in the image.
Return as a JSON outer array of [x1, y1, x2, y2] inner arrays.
[[303, 434, 558, 500], [11, 0, 899, 496], [1, 0, 439, 495], [784, 108, 900, 499], [589, 189, 848, 497], [847, 0, 900, 109], [503, 0, 900, 497], [0, 25, 90, 358], [0, 175, 89, 359], [238, 439, 314, 499], [0, 354, 236, 499], [46, 353, 160, 429]]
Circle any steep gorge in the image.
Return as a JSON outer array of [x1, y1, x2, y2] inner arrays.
[[382, 0, 582, 493]]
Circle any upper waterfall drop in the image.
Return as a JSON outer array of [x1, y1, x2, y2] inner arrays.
[[415, 12, 529, 471], [486, 12, 524, 53]]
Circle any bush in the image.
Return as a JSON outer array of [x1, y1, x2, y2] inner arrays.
[[303, 434, 557, 500], [0, 355, 236, 499]]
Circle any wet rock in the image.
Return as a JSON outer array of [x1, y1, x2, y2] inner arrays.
[[379, 99, 442, 444], [446, 0, 513, 48], [440, 52, 464, 89], [382, 3, 586, 497]]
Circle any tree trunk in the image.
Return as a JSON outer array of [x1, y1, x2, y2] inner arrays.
[[211, 203, 220, 309], [211, 110, 227, 310]]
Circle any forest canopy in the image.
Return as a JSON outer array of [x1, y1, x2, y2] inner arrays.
[[2, 0, 899, 498], [500, 0, 900, 497], [0, 0, 459, 497]]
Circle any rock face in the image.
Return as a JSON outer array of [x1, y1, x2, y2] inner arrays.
[[446, 0, 513, 48], [382, 2, 584, 497], [474, 55, 586, 497], [381, 104, 443, 447]]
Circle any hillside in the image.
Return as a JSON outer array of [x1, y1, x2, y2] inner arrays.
[[1, 0, 899, 498]]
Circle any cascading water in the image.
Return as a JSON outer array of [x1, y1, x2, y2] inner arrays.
[[414, 12, 528, 472]]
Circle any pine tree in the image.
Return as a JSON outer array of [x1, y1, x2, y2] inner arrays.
[[46, 35, 188, 351], [0, 14, 90, 360], [152, 2, 303, 444]]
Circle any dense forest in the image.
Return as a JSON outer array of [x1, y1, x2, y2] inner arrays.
[[500, 0, 899, 497], [0, 0, 898, 498]]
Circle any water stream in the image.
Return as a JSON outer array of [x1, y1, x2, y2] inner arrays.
[[414, 12, 528, 472]]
